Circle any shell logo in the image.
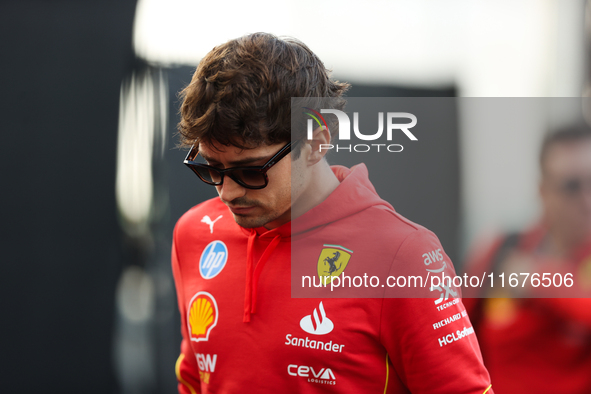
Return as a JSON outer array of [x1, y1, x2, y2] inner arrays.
[[187, 291, 218, 342]]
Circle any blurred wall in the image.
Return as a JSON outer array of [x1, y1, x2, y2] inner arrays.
[[0, 1, 137, 392]]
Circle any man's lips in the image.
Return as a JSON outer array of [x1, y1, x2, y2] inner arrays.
[[228, 205, 255, 215]]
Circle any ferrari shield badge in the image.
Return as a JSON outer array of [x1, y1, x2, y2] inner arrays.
[[317, 244, 353, 284]]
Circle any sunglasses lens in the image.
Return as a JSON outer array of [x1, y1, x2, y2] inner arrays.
[[232, 169, 267, 188], [192, 166, 222, 184]]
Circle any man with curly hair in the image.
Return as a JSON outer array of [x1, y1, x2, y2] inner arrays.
[[172, 32, 493, 393]]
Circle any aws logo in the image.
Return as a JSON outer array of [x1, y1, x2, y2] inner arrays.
[[422, 248, 447, 274], [187, 291, 218, 342], [422, 249, 443, 265]]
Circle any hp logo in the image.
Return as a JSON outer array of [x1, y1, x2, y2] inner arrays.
[[199, 241, 228, 279]]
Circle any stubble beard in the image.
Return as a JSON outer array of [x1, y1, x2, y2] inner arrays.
[[233, 212, 273, 228], [231, 203, 291, 229], [223, 198, 277, 228]]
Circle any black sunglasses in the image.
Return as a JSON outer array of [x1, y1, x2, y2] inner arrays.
[[184, 141, 292, 189]]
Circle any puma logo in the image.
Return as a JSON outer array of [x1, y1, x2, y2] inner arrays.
[[201, 215, 223, 234]]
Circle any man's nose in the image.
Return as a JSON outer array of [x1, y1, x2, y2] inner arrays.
[[218, 175, 246, 202]]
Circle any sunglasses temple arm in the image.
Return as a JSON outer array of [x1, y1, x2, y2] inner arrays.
[[185, 144, 199, 162]]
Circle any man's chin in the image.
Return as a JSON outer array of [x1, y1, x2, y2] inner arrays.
[[231, 212, 270, 229]]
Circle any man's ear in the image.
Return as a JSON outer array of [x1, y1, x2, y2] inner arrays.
[[305, 126, 332, 166]]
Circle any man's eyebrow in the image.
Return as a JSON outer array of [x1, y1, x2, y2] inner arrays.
[[199, 153, 270, 166]]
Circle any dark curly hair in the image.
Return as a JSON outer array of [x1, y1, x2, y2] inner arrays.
[[177, 32, 350, 157]]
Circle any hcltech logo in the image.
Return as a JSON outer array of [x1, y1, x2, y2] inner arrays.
[[303, 107, 417, 153], [199, 240, 228, 279]]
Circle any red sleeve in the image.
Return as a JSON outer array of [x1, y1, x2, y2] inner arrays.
[[380, 229, 494, 394], [172, 226, 201, 394]]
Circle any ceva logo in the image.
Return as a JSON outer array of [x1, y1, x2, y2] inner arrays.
[[303, 107, 417, 153], [288, 364, 336, 385], [300, 301, 334, 335]]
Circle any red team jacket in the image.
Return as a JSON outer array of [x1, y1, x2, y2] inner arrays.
[[172, 164, 493, 393]]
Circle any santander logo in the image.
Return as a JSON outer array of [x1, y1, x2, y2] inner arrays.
[[300, 302, 334, 335]]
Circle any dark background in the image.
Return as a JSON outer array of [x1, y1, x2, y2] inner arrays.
[[1, 1, 136, 393]]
